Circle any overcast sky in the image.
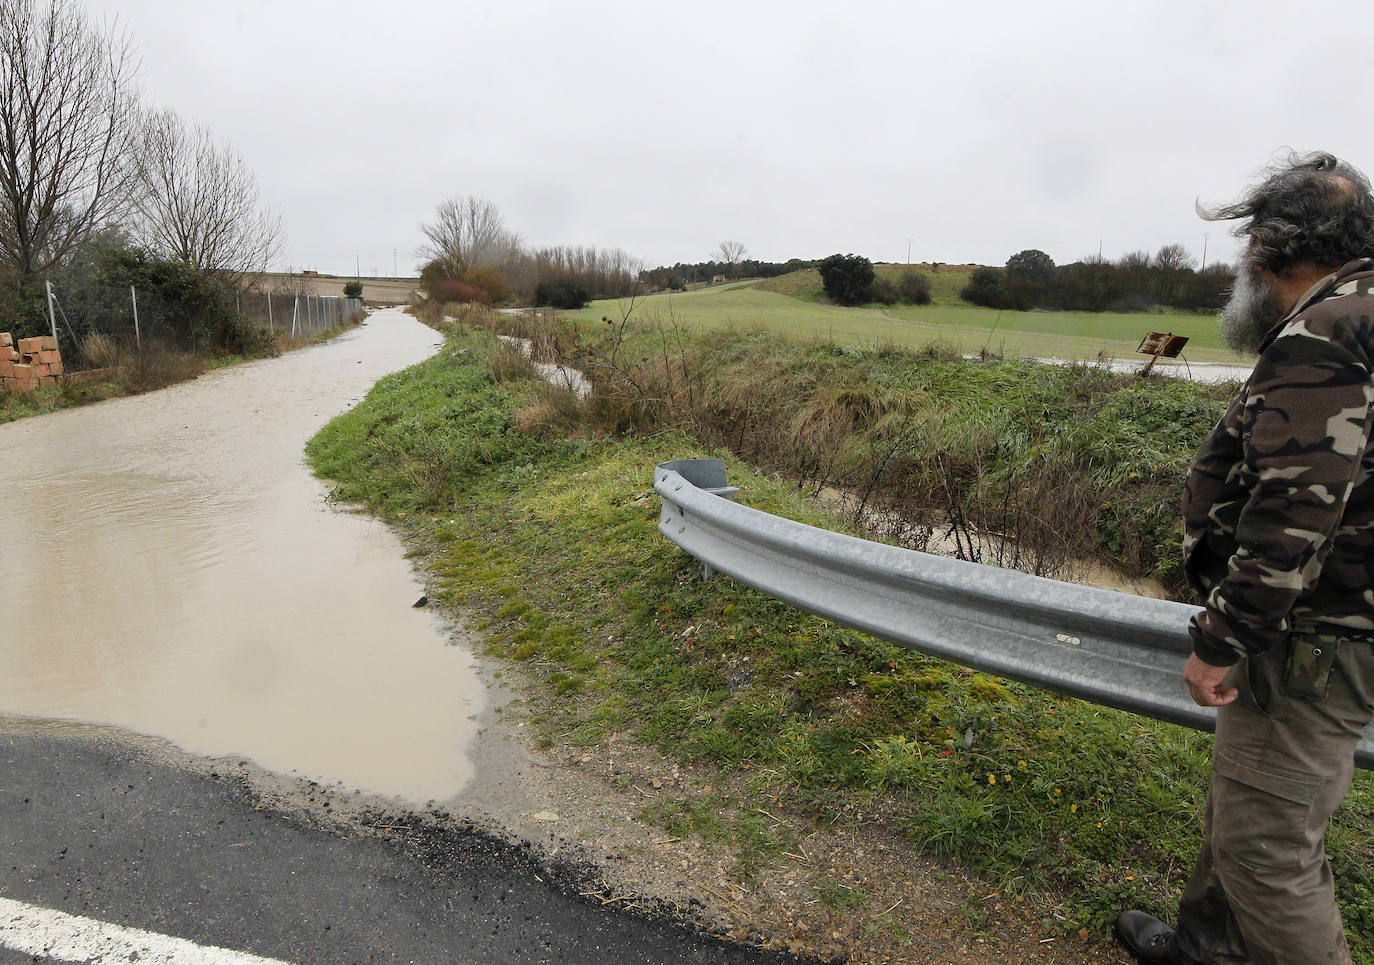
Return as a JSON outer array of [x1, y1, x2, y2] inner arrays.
[[82, 0, 1374, 278]]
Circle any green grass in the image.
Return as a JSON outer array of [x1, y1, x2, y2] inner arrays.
[[306, 320, 1371, 959], [562, 279, 1242, 365], [0, 378, 124, 424]]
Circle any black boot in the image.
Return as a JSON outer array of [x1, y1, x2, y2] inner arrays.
[[1115, 910, 1177, 964]]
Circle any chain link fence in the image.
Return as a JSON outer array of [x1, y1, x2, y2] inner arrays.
[[37, 282, 362, 364], [232, 291, 365, 339]]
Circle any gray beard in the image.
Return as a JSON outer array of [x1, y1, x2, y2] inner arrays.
[[1219, 264, 1285, 354]]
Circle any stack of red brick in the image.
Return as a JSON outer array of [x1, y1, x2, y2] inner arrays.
[[0, 333, 63, 391]]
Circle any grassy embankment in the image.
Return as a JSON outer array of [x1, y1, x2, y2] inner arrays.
[[306, 310, 1372, 959], [563, 265, 1240, 366]]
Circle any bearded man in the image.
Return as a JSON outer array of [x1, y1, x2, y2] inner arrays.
[[1116, 153, 1374, 964]]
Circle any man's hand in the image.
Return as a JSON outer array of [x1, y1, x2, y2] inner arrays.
[[1185, 653, 1239, 707]]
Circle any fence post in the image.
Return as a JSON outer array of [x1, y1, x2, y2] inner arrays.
[[267, 292, 273, 335], [45, 280, 58, 346], [291, 294, 299, 337], [131, 286, 141, 349]]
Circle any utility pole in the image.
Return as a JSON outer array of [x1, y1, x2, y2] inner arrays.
[[355, 254, 360, 279], [393, 249, 397, 278], [1200, 233, 1209, 273]]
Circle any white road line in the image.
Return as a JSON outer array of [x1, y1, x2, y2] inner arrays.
[[0, 896, 298, 964]]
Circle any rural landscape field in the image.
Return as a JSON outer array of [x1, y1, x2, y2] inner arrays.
[[3, 1, 1370, 960], [565, 264, 1238, 367], [7, 228, 1368, 963]]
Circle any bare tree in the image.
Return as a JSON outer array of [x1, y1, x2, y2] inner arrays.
[[1152, 243, 1197, 273], [131, 107, 282, 283], [1152, 242, 1198, 306], [419, 195, 521, 275], [715, 240, 748, 265], [0, 0, 140, 277]]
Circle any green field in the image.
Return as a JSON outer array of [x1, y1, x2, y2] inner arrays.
[[564, 270, 1244, 366]]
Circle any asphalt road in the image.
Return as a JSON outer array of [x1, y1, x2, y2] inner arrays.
[[0, 723, 816, 965]]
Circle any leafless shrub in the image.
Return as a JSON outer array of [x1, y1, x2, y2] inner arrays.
[[115, 342, 203, 394], [924, 449, 1085, 577], [567, 302, 705, 436], [70, 330, 202, 393], [131, 108, 283, 284]]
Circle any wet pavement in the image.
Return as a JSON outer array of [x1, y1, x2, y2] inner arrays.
[[0, 719, 817, 965], [0, 309, 486, 802]]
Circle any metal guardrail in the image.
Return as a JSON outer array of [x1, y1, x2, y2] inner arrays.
[[655, 459, 1374, 770]]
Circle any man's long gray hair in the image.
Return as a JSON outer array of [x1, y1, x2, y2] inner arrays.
[[1199, 152, 1374, 275]]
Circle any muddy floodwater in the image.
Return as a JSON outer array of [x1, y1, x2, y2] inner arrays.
[[0, 309, 486, 802]]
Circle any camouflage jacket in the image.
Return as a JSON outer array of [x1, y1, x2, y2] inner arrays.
[[1184, 258, 1374, 666]]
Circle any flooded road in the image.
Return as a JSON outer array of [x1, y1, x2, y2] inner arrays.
[[0, 309, 486, 802]]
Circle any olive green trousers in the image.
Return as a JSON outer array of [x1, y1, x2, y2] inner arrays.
[[1172, 635, 1374, 965]]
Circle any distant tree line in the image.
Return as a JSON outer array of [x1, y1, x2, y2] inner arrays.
[[417, 195, 640, 311], [419, 211, 1237, 319], [962, 246, 1233, 313], [639, 257, 819, 291]]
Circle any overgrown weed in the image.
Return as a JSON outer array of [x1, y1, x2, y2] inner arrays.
[[456, 304, 1225, 590]]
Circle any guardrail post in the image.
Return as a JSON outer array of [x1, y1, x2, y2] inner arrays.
[[655, 459, 741, 581]]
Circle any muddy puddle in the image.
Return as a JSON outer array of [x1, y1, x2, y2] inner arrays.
[[0, 309, 487, 803]]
